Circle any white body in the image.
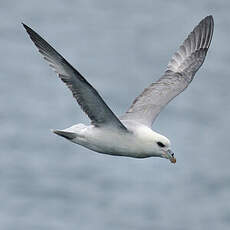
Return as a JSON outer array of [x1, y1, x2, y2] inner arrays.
[[60, 120, 170, 158]]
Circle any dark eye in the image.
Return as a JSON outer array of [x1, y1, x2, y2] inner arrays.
[[157, 142, 165, 148]]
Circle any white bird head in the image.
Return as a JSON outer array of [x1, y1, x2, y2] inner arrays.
[[133, 125, 176, 163], [153, 133, 176, 163]]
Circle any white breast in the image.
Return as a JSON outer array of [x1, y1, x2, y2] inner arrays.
[[70, 122, 159, 158]]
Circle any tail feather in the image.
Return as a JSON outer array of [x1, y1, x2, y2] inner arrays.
[[51, 129, 77, 140]]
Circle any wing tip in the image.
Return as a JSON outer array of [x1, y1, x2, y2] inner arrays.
[[204, 15, 214, 23], [200, 15, 214, 28], [167, 15, 214, 72], [197, 15, 214, 50], [22, 22, 32, 33], [201, 15, 214, 32], [22, 22, 40, 46]]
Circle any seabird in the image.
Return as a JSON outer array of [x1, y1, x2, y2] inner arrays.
[[23, 15, 214, 163]]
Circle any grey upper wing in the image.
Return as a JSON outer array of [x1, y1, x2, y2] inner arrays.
[[23, 24, 127, 131], [121, 15, 214, 127]]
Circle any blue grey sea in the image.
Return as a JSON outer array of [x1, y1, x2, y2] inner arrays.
[[1, 0, 230, 229]]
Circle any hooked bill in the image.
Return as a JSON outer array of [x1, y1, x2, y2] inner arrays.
[[170, 157, 176, 164]]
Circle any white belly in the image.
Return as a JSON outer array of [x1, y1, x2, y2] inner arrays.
[[70, 124, 153, 158]]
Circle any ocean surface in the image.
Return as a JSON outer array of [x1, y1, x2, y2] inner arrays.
[[1, 1, 230, 229]]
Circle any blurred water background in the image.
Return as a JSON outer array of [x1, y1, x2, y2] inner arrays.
[[1, 0, 230, 229]]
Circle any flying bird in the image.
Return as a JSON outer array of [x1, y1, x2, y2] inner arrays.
[[23, 15, 214, 163]]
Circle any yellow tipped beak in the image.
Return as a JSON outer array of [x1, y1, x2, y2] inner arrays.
[[170, 157, 176, 164], [164, 149, 176, 164]]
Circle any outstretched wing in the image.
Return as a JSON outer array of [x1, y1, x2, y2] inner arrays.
[[23, 24, 127, 131], [121, 16, 214, 127]]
